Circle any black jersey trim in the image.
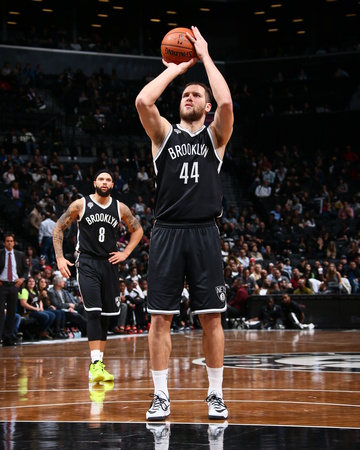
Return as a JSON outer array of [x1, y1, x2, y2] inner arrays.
[[155, 219, 216, 229]]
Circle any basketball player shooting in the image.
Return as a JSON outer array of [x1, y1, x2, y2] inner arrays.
[[136, 25, 234, 420]]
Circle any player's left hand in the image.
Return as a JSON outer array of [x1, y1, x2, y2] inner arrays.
[[109, 251, 128, 264]]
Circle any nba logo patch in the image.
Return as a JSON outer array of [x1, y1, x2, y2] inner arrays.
[[215, 286, 226, 302], [115, 296, 121, 308]]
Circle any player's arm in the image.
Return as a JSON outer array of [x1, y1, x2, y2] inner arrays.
[[108, 203, 143, 264], [53, 198, 83, 278], [189, 26, 234, 157], [135, 59, 196, 152]]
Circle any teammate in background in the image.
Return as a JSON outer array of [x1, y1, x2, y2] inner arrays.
[[136, 26, 233, 420], [52, 169, 143, 383]]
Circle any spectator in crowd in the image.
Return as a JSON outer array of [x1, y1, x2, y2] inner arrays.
[[28, 203, 44, 253], [240, 267, 258, 294], [110, 278, 129, 334], [38, 213, 57, 265], [38, 276, 68, 339], [238, 248, 249, 268], [263, 245, 276, 262], [124, 279, 147, 332], [18, 276, 55, 340], [293, 277, 314, 295], [337, 201, 354, 220], [226, 278, 249, 326], [48, 275, 88, 336], [344, 260, 360, 293], [319, 262, 343, 294]]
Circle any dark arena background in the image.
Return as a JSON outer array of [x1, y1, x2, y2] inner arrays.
[[0, 1, 360, 448]]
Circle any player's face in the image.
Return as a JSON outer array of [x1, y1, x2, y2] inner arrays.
[[180, 85, 210, 121], [94, 173, 114, 197]]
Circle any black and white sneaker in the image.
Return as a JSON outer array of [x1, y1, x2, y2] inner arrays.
[[146, 391, 170, 420], [206, 392, 228, 419]]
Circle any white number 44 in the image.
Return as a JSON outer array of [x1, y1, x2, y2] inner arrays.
[[179, 162, 199, 184]]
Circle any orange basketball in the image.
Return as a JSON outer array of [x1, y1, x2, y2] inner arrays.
[[161, 27, 196, 64]]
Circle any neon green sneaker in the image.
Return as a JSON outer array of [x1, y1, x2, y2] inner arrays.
[[89, 361, 105, 383], [100, 361, 114, 382]]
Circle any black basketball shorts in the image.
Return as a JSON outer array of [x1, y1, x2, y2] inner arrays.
[[147, 220, 227, 315], [76, 254, 120, 316]]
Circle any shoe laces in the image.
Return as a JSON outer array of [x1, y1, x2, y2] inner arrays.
[[149, 393, 169, 411], [205, 392, 227, 410]]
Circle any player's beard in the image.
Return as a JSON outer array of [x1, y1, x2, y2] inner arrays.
[[180, 104, 204, 122], [95, 186, 113, 197]]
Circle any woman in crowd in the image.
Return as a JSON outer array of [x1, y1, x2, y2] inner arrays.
[[38, 277, 68, 339], [18, 277, 56, 340]]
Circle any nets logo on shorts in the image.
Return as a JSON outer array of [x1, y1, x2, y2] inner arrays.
[[215, 285, 227, 302]]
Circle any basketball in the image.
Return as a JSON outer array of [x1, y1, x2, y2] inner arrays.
[[161, 27, 196, 64]]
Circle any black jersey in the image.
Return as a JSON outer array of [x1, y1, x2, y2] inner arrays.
[[153, 124, 223, 221], [76, 195, 121, 258]]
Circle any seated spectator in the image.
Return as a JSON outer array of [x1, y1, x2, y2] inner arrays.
[[343, 260, 360, 294], [221, 241, 231, 262], [38, 277, 68, 339], [293, 278, 314, 295], [263, 244, 276, 262], [249, 263, 262, 284], [110, 279, 129, 334], [337, 201, 354, 220], [126, 266, 142, 283], [282, 258, 293, 278], [313, 260, 325, 282], [290, 268, 302, 290], [248, 244, 264, 262], [18, 277, 55, 340], [226, 278, 249, 326], [302, 263, 316, 282], [224, 265, 234, 290], [240, 267, 258, 294], [137, 166, 150, 193], [325, 240, 337, 260], [238, 248, 249, 268], [124, 279, 147, 332], [255, 178, 271, 198], [318, 262, 343, 294], [132, 195, 146, 215], [48, 275, 87, 336]]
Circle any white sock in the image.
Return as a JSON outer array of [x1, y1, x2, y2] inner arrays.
[[206, 366, 224, 397], [152, 369, 169, 398], [100, 351, 104, 361], [91, 350, 102, 364]]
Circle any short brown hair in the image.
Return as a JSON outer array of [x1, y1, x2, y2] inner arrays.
[[184, 82, 213, 103]]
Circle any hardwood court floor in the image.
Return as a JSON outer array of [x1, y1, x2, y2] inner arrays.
[[1, 329, 360, 449]]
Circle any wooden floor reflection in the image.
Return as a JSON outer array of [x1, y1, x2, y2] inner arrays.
[[1, 329, 360, 449]]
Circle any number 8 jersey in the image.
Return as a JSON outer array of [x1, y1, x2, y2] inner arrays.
[[153, 124, 223, 222], [76, 195, 121, 257]]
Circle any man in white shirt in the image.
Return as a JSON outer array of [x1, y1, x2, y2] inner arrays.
[[38, 213, 57, 265]]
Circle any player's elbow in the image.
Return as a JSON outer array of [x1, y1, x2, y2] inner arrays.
[[135, 93, 151, 111]]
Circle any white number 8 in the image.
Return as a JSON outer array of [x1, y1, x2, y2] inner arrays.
[[99, 227, 105, 242]]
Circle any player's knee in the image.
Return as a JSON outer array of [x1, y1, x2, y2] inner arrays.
[[87, 310, 101, 322]]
